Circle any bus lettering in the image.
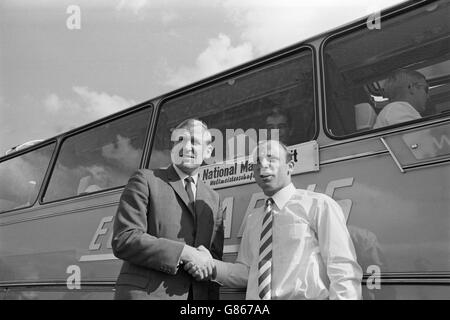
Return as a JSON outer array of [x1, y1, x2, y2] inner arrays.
[[432, 134, 450, 150], [240, 160, 254, 173], [325, 178, 354, 222], [222, 196, 234, 239], [87, 178, 354, 250], [89, 216, 113, 251]]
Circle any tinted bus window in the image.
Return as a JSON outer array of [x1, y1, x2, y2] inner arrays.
[[149, 49, 315, 169], [0, 143, 55, 213], [323, 1, 450, 137], [43, 108, 151, 202]]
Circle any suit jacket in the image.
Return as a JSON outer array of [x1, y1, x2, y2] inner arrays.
[[112, 165, 224, 300]]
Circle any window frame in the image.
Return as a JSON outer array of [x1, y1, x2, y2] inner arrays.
[[0, 140, 57, 215], [39, 104, 153, 205], [320, 0, 450, 141], [148, 44, 319, 169]]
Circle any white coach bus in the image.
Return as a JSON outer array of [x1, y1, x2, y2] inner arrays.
[[0, 0, 449, 299]]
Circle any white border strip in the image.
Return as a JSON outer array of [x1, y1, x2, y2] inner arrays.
[[224, 244, 239, 254], [380, 137, 405, 173], [79, 253, 117, 262], [79, 246, 240, 262]]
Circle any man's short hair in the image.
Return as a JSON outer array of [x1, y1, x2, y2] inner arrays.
[[384, 69, 427, 100], [252, 140, 292, 163], [174, 118, 212, 144]]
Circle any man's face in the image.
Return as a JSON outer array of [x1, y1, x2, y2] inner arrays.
[[266, 114, 290, 144], [412, 80, 429, 113], [253, 141, 294, 196], [171, 124, 212, 174], [89, 166, 108, 187]]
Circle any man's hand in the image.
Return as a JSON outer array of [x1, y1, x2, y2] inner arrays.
[[181, 245, 215, 281]]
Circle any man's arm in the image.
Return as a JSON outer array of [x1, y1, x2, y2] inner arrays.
[[112, 170, 186, 275], [213, 259, 249, 288], [316, 196, 363, 300], [186, 214, 252, 288]]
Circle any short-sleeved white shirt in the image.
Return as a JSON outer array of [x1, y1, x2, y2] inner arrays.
[[373, 101, 421, 129]]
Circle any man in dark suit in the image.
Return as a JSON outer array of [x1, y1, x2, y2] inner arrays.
[[112, 118, 224, 300]]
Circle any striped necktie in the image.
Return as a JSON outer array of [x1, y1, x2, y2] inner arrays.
[[258, 197, 274, 300]]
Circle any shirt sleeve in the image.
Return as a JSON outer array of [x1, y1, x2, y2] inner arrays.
[[315, 196, 363, 300], [385, 103, 421, 126], [214, 215, 252, 288]]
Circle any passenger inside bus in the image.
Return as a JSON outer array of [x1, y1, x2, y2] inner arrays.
[[265, 107, 295, 146], [373, 69, 429, 129], [77, 165, 109, 195]]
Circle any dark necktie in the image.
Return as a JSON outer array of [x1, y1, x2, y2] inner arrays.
[[258, 198, 273, 300], [184, 176, 195, 214]]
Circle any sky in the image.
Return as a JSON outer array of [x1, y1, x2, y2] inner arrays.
[[0, 0, 406, 154]]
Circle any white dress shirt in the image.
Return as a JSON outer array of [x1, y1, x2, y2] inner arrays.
[[215, 183, 362, 300], [173, 164, 198, 200], [373, 101, 421, 129]]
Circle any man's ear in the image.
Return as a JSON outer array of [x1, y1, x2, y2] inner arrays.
[[204, 143, 214, 160], [287, 159, 295, 175]]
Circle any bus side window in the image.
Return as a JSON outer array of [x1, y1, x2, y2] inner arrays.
[[149, 48, 316, 167], [323, 0, 450, 137], [0, 143, 55, 213], [43, 107, 152, 203]]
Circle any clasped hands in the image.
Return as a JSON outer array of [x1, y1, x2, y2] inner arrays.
[[181, 245, 215, 281]]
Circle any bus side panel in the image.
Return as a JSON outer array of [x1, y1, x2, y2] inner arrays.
[[293, 153, 450, 299], [298, 153, 450, 273], [0, 192, 123, 288]]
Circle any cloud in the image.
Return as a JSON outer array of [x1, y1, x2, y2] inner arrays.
[[0, 88, 135, 154], [163, 0, 405, 89], [44, 86, 136, 122], [222, 0, 406, 55], [161, 11, 179, 25], [73, 86, 135, 117], [165, 33, 253, 87], [115, 0, 150, 15], [102, 134, 142, 171]]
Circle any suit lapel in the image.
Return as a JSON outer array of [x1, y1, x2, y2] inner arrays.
[[166, 165, 195, 217]]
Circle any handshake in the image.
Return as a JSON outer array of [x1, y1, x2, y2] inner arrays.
[[180, 245, 216, 281]]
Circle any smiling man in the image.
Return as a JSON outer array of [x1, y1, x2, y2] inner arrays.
[[112, 118, 224, 300], [186, 139, 362, 300]]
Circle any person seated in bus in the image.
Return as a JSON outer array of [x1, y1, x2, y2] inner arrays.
[[185, 140, 362, 300], [373, 69, 429, 129], [78, 165, 109, 194], [265, 107, 294, 146]]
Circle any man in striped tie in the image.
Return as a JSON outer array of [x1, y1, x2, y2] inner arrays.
[[185, 139, 362, 300]]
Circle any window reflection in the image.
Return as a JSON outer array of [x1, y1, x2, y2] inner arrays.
[[44, 108, 151, 202], [0, 143, 54, 213], [150, 50, 315, 168]]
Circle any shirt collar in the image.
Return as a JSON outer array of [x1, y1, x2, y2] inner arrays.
[[271, 183, 296, 211], [173, 164, 198, 186]]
